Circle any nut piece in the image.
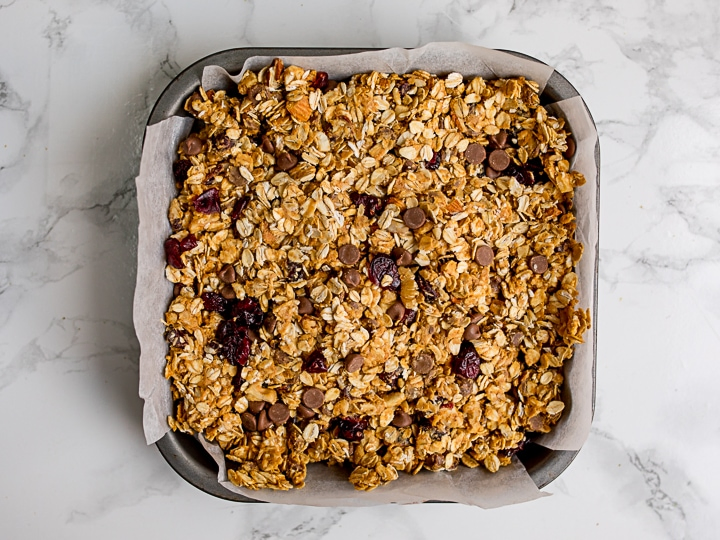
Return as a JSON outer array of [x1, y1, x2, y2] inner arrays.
[[338, 244, 361, 265], [411, 353, 434, 375], [345, 353, 365, 373], [403, 207, 426, 230]]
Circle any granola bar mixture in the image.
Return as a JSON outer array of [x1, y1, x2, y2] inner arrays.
[[162, 59, 591, 491]]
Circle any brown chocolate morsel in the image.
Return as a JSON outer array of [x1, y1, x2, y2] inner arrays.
[[247, 400, 265, 414], [564, 136, 576, 159], [325, 80, 339, 92], [338, 244, 361, 265], [489, 130, 509, 148], [488, 149, 511, 171], [458, 379, 474, 396], [263, 312, 277, 333], [411, 353, 434, 375], [342, 268, 361, 288], [391, 410, 413, 428], [529, 255, 549, 274], [247, 329, 259, 342], [173, 283, 183, 297], [464, 142, 486, 165], [489, 277, 502, 294], [227, 166, 245, 186], [181, 135, 203, 156], [220, 284, 236, 300], [511, 331, 524, 346], [268, 403, 290, 424], [392, 246, 413, 266], [403, 207, 426, 230], [219, 264, 236, 284], [470, 312, 483, 324], [298, 296, 314, 315], [276, 151, 298, 171], [248, 84, 265, 100], [256, 409, 272, 431], [296, 404, 316, 419], [301, 387, 325, 409], [463, 323, 481, 341], [474, 245, 494, 266], [345, 353, 365, 373], [261, 134, 275, 154], [485, 166, 501, 179], [240, 412, 257, 431], [387, 301, 406, 323]]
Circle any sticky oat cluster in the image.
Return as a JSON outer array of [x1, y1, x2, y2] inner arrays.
[[162, 58, 590, 491]]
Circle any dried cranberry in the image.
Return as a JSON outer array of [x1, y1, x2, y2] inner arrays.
[[425, 151, 440, 170], [214, 133, 233, 150], [194, 188, 221, 214], [286, 261, 306, 282], [230, 296, 265, 329], [451, 341, 482, 379], [311, 71, 329, 90], [201, 292, 228, 313], [179, 234, 197, 252], [350, 192, 384, 218], [230, 196, 250, 220], [500, 437, 527, 458], [415, 274, 438, 302], [379, 367, 403, 389], [440, 402, 454, 409], [164, 238, 184, 269], [337, 416, 367, 442], [172, 159, 191, 182], [368, 255, 400, 290], [505, 164, 534, 186], [302, 350, 328, 373], [216, 319, 252, 366], [402, 308, 417, 326], [231, 371, 244, 391], [398, 81, 411, 97]]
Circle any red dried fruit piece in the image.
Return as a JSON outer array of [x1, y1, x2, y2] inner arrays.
[[179, 233, 197, 252], [369, 254, 401, 290], [230, 196, 250, 220], [201, 292, 228, 313], [337, 416, 368, 442], [194, 188, 221, 214], [302, 350, 328, 373], [230, 296, 265, 329], [164, 238, 184, 269], [350, 192, 384, 217], [425, 151, 440, 170], [440, 402, 454, 409], [500, 437, 528, 458], [451, 341, 482, 379], [402, 308, 417, 326], [415, 274, 438, 302], [172, 159, 191, 182], [286, 261, 306, 282], [311, 71, 329, 90], [216, 319, 252, 366]]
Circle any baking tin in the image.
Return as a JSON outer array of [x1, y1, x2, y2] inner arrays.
[[147, 47, 600, 503]]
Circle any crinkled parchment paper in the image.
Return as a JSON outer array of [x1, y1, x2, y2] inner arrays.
[[135, 43, 598, 507]]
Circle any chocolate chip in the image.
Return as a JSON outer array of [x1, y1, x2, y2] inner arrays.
[[301, 387, 325, 409], [463, 323, 481, 341], [248, 84, 265, 101], [219, 264, 236, 284], [392, 246, 413, 266], [564, 136, 576, 159], [511, 331, 524, 346], [247, 328, 259, 342], [488, 149, 511, 171], [181, 135, 203, 156], [470, 312, 483, 324], [263, 313, 277, 333], [391, 410, 412, 428], [227, 166, 245, 187], [529, 255, 548, 274], [256, 409, 272, 431], [240, 412, 257, 431], [220, 285, 236, 300], [297, 404, 316, 419], [411, 353, 434, 375], [276, 151, 298, 171], [345, 353, 365, 373], [489, 130, 508, 148], [464, 142, 486, 164], [489, 277, 502, 294], [485, 166, 501, 179], [338, 244, 361, 265], [261, 134, 275, 154], [298, 296, 314, 315], [248, 400, 265, 414], [268, 403, 290, 424], [474, 245, 494, 266], [342, 268, 361, 288], [403, 207, 426, 230], [173, 283, 183, 297], [458, 379, 474, 396], [387, 301, 406, 323]]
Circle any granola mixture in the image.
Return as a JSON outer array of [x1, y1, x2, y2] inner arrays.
[[162, 59, 591, 491]]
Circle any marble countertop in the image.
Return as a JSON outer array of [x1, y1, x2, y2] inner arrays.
[[2, 1, 718, 538]]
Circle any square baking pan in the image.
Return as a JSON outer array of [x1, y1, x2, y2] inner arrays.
[[145, 47, 600, 503]]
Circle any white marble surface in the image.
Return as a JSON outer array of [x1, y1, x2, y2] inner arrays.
[[1, 0, 719, 538]]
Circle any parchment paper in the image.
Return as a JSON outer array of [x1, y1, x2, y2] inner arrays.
[[135, 43, 598, 507]]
